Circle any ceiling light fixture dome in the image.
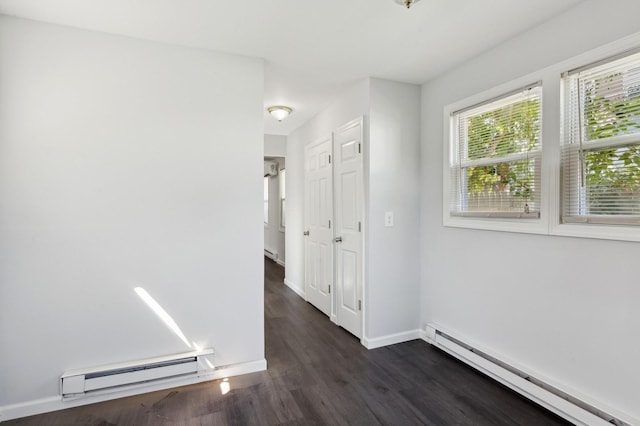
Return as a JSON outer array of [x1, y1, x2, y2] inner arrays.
[[395, 0, 421, 9], [267, 106, 293, 122]]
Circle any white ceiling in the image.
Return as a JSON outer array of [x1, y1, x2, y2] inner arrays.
[[0, 0, 583, 135]]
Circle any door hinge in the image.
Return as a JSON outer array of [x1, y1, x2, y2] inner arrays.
[[358, 143, 361, 154], [358, 300, 362, 311], [358, 221, 361, 232], [328, 285, 331, 294], [329, 154, 332, 164], [329, 220, 331, 229]]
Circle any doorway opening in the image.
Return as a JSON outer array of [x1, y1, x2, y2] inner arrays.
[[264, 156, 286, 268]]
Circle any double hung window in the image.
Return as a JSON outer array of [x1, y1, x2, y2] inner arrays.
[[449, 84, 542, 218], [562, 51, 640, 225]]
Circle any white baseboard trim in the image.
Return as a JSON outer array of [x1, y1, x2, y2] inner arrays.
[[283, 278, 305, 299], [0, 358, 267, 422], [276, 258, 285, 267], [362, 329, 421, 350], [419, 328, 435, 344]]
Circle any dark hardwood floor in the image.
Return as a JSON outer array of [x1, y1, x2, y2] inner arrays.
[[4, 258, 570, 425]]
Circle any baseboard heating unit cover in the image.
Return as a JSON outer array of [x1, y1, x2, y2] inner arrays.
[[60, 349, 214, 398], [424, 325, 633, 426], [264, 249, 278, 261]]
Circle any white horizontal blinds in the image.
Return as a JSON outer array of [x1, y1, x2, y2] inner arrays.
[[450, 84, 542, 217], [562, 51, 640, 224]]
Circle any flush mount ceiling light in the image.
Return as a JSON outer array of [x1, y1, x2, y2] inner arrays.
[[267, 106, 293, 122], [395, 0, 421, 9]]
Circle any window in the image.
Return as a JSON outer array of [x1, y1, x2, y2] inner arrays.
[[279, 169, 286, 229], [562, 51, 640, 225], [448, 84, 542, 219], [264, 176, 269, 225]]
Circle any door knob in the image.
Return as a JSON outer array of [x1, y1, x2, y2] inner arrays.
[[303, 230, 310, 236], [334, 236, 343, 243]]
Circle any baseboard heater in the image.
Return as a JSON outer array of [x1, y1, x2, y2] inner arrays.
[[60, 349, 214, 398], [425, 325, 631, 426], [264, 249, 278, 261]]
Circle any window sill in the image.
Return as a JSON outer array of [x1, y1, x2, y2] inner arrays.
[[444, 214, 640, 242], [551, 222, 640, 243], [444, 214, 547, 235]]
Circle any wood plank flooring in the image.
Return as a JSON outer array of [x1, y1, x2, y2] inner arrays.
[[4, 259, 571, 425]]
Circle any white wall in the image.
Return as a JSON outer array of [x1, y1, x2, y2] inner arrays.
[[0, 15, 265, 416], [264, 157, 286, 263], [285, 80, 369, 296], [286, 78, 421, 344], [420, 0, 640, 421], [367, 79, 421, 341], [264, 134, 287, 157]]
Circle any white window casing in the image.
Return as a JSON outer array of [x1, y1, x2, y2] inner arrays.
[[561, 50, 640, 226], [443, 76, 548, 235], [442, 31, 640, 242]]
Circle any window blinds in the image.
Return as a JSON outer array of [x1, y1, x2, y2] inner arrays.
[[450, 84, 542, 217], [562, 51, 640, 224]]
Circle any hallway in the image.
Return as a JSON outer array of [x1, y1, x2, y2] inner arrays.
[[5, 259, 569, 425]]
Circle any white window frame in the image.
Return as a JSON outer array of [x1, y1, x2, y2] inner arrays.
[[560, 51, 640, 223], [551, 37, 640, 243], [443, 32, 640, 242], [443, 73, 550, 235]]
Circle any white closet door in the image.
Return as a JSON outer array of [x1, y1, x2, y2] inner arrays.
[[304, 135, 333, 317], [333, 118, 363, 338]]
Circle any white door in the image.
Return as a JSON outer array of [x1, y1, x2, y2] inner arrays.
[[304, 136, 333, 317], [333, 118, 363, 338]]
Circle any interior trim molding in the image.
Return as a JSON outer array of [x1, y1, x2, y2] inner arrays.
[[0, 359, 267, 422], [283, 278, 305, 299], [362, 329, 421, 350]]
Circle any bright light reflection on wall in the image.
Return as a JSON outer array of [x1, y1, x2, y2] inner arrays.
[[220, 378, 230, 395], [134, 287, 191, 349]]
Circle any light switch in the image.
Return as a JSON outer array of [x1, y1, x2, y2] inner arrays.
[[384, 211, 394, 227]]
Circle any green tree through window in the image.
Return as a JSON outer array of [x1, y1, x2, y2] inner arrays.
[[465, 99, 540, 205], [451, 85, 542, 216], [563, 55, 640, 221], [582, 74, 640, 215]]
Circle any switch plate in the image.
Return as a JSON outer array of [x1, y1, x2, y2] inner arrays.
[[384, 211, 394, 227]]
